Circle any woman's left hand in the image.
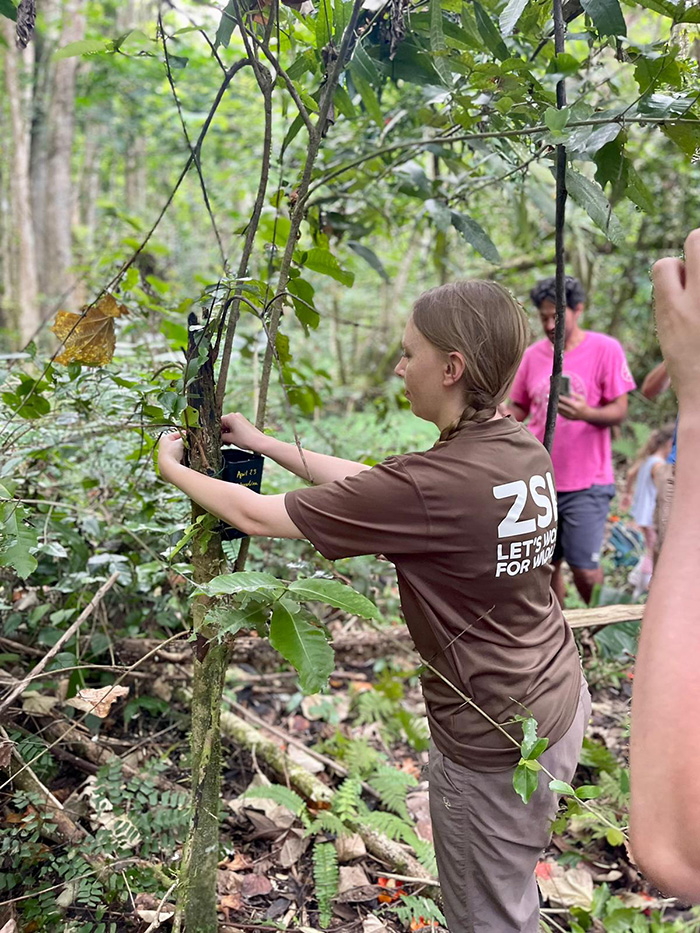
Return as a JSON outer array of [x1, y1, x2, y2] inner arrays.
[[158, 431, 185, 479]]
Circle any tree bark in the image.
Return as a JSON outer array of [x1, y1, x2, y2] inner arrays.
[[42, 0, 85, 313], [2, 20, 40, 346]]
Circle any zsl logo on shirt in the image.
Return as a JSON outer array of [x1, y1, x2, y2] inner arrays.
[[492, 473, 558, 578]]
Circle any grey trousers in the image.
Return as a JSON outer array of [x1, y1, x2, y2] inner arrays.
[[429, 679, 591, 933]]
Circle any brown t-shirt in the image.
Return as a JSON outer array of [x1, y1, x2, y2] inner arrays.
[[285, 416, 581, 772]]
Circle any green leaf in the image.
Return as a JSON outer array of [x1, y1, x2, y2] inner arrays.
[[302, 247, 355, 287], [580, 0, 627, 35], [426, 199, 453, 232], [513, 760, 539, 803], [564, 168, 624, 245], [353, 72, 383, 127], [348, 241, 389, 282], [334, 85, 356, 119], [316, 0, 334, 50], [204, 603, 267, 637], [473, 1, 509, 60], [334, 0, 352, 38], [287, 277, 320, 330], [351, 42, 380, 85], [52, 38, 111, 60], [215, 0, 236, 48], [206, 571, 285, 599], [544, 106, 570, 133], [0, 0, 17, 21], [243, 784, 309, 821], [0, 522, 38, 580], [606, 827, 626, 846], [288, 577, 382, 620], [548, 778, 576, 796], [430, 0, 446, 50], [575, 784, 602, 800], [269, 602, 334, 694], [625, 164, 655, 213], [499, 0, 529, 36], [662, 120, 700, 159], [450, 210, 501, 263]]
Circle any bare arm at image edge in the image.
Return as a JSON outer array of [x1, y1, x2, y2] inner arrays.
[[630, 228, 700, 902], [641, 360, 672, 400], [221, 412, 371, 485]]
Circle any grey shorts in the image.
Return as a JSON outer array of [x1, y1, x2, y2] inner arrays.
[[429, 679, 591, 933], [552, 483, 616, 570]]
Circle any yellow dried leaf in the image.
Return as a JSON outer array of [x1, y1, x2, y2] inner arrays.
[[51, 294, 128, 366], [65, 684, 129, 718]]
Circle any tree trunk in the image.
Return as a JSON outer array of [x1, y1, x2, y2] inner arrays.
[[42, 0, 85, 313], [174, 316, 228, 933], [2, 21, 40, 347]]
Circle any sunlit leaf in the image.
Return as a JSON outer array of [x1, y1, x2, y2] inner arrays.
[[51, 294, 128, 367], [288, 577, 382, 619], [499, 0, 529, 36]]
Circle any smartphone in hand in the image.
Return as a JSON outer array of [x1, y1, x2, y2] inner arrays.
[[560, 375, 571, 396]]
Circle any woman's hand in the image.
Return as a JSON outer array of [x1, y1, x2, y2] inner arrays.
[[653, 229, 700, 406], [221, 412, 267, 452], [158, 431, 185, 481]]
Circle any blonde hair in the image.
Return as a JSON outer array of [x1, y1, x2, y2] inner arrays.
[[411, 280, 528, 445]]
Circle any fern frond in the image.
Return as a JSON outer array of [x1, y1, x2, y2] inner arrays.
[[313, 841, 339, 928], [305, 811, 351, 838], [342, 738, 382, 777], [242, 785, 310, 826], [390, 893, 445, 927], [368, 765, 418, 820], [412, 838, 438, 876], [353, 689, 395, 726], [359, 809, 417, 846], [332, 777, 362, 821]]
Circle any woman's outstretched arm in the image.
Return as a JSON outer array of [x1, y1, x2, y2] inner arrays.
[[630, 228, 700, 902], [158, 433, 304, 539], [221, 412, 370, 485]]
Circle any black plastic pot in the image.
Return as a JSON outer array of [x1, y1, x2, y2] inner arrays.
[[220, 448, 265, 540]]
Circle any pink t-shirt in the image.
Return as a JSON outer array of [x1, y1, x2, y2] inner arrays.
[[510, 331, 636, 492]]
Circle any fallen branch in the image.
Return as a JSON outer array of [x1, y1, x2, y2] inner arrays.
[[206, 697, 439, 894], [0, 571, 120, 716], [565, 604, 644, 629], [1, 726, 86, 845], [224, 696, 382, 802]]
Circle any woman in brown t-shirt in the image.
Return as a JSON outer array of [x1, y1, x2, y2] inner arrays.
[[159, 280, 589, 933]]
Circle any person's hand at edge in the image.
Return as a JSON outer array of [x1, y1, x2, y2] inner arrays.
[[652, 229, 700, 408], [221, 412, 268, 452]]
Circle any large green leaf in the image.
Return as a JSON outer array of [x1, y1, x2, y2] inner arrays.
[[580, 0, 626, 35], [450, 210, 501, 264], [205, 571, 285, 599], [564, 168, 624, 245], [0, 522, 38, 580], [499, 0, 529, 36], [302, 247, 355, 287], [214, 0, 236, 48], [513, 759, 540, 803], [288, 577, 382, 620], [316, 0, 334, 50], [348, 242, 390, 282], [204, 602, 268, 638], [662, 120, 700, 159], [0, 0, 17, 22], [52, 38, 111, 60], [473, 1, 509, 60], [429, 0, 446, 50], [352, 73, 383, 127], [269, 602, 334, 693]]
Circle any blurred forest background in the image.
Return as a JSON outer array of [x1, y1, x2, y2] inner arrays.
[[1, 0, 699, 929]]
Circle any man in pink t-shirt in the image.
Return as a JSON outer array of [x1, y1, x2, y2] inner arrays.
[[509, 276, 636, 605]]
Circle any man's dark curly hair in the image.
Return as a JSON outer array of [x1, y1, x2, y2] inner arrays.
[[530, 275, 586, 310]]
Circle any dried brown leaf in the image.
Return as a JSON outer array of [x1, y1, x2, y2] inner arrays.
[[240, 873, 273, 899], [65, 684, 129, 718], [0, 739, 12, 770], [51, 295, 128, 367]]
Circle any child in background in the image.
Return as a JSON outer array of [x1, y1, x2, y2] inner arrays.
[[623, 425, 675, 595]]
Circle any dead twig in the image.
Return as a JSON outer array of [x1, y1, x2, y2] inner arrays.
[[0, 571, 120, 717]]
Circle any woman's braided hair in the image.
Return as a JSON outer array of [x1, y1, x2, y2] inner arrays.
[[411, 280, 529, 447]]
